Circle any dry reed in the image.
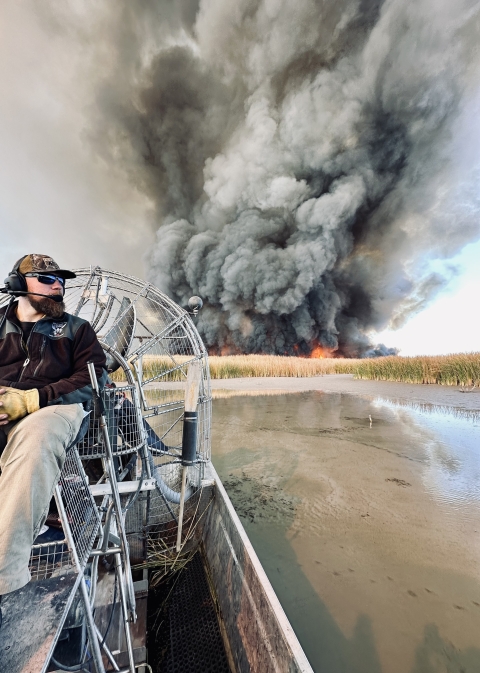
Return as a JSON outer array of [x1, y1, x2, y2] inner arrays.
[[111, 352, 480, 387], [353, 353, 480, 387], [207, 354, 356, 378], [110, 353, 357, 383]]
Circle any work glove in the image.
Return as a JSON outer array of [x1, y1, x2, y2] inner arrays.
[[0, 387, 40, 422]]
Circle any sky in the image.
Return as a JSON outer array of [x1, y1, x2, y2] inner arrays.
[[0, 0, 479, 357], [0, 1, 154, 279], [374, 240, 480, 355]]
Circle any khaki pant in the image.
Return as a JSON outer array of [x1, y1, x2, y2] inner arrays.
[[0, 404, 84, 595]]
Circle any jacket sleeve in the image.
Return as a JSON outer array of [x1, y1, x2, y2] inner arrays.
[[38, 322, 107, 406]]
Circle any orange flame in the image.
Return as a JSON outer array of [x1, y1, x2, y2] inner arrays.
[[309, 342, 334, 359]]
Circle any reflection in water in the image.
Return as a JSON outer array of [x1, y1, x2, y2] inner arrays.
[[373, 399, 480, 513], [212, 392, 480, 673]]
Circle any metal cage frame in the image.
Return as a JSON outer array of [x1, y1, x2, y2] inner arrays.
[[0, 267, 213, 673]]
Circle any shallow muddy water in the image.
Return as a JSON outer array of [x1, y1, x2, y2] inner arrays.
[[211, 392, 480, 673]]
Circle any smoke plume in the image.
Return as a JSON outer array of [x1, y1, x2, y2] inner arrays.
[[47, 0, 480, 354]]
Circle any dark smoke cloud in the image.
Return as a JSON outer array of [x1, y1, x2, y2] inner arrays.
[[46, 0, 480, 355]]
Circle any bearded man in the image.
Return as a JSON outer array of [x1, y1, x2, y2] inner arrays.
[[0, 254, 106, 624]]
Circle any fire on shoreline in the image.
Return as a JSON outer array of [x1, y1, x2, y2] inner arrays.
[[309, 344, 332, 359], [212, 342, 336, 358]]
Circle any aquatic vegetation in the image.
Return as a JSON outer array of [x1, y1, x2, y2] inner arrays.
[[209, 353, 480, 385], [111, 353, 480, 386], [354, 353, 480, 387]]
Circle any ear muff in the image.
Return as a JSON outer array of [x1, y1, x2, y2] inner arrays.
[[4, 256, 28, 293]]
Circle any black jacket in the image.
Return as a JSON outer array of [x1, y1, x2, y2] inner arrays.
[[0, 301, 107, 407]]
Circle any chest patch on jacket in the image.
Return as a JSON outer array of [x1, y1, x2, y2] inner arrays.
[[50, 322, 68, 338]]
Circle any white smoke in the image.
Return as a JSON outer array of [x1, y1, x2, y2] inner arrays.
[[9, 0, 480, 354]]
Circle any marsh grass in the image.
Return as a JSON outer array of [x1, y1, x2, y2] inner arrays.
[[208, 354, 356, 378], [111, 352, 480, 387], [110, 354, 356, 383], [354, 353, 480, 387]]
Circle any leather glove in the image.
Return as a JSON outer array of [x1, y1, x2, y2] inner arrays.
[[0, 387, 40, 422]]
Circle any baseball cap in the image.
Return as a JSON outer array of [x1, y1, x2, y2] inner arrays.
[[16, 254, 76, 280]]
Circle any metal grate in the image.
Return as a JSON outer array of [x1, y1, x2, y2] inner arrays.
[[160, 552, 230, 673], [77, 384, 144, 458], [28, 452, 99, 580], [58, 450, 101, 568], [29, 540, 73, 581]]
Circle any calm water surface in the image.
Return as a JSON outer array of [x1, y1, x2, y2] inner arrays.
[[211, 392, 480, 673]]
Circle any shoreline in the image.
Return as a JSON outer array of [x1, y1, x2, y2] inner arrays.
[[146, 374, 480, 412]]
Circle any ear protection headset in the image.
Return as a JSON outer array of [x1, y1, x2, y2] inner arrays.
[[4, 255, 28, 294]]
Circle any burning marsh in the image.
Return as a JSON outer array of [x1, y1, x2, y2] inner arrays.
[[25, 0, 480, 358]]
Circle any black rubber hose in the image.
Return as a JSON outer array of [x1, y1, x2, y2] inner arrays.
[[123, 452, 147, 514]]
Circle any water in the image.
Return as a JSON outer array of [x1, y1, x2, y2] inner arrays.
[[211, 391, 480, 673]]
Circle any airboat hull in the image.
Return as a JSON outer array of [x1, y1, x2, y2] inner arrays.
[[107, 463, 313, 672], [2, 465, 312, 673], [199, 463, 314, 673]]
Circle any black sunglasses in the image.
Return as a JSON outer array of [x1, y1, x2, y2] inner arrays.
[[25, 273, 65, 286]]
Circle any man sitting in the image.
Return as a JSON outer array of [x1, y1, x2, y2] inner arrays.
[[0, 254, 106, 625]]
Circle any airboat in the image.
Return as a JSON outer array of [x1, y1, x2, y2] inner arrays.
[[0, 268, 313, 673]]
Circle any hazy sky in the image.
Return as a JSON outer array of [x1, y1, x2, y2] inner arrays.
[[0, 1, 479, 355], [0, 1, 154, 278], [375, 240, 480, 355]]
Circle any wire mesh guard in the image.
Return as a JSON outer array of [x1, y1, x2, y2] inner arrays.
[[29, 539, 72, 583], [64, 268, 212, 561], [77, 384, 143, 459], [29, 450, 100, 581]]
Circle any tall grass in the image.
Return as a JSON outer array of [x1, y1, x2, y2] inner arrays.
[[208, 353, 480, 385], [111, 354, 359, 383], [207, 354, 356, 378], [111, 353, 480, 387], [353, 353, 480, 386]]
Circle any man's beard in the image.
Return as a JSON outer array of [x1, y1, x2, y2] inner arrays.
[[28, 295, 65, 319]]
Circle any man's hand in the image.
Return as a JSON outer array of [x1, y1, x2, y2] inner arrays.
[[0, 388, 40, 424]]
